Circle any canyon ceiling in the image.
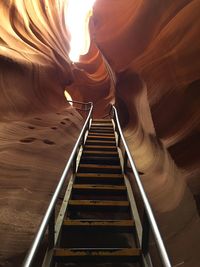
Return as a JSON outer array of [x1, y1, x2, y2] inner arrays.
[[0, 0, 200, 266]]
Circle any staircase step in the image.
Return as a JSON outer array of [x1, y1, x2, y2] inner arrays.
[[91, 123, 113, 127], [73, 184, 126, 190], [60, 224, 136, 248], [90, 127, 113, 131], [87, 135, 115, 140], [75, 173, 123, 178], [72, 184, 126, 195], [84, 145, 117, 151], [68, 200, 129, 212], [86, 140, 116, 146], [75, 173, 124, 185], [92, 119, 112, 123], [82, 150, 118, 157], [68, 210, 131, 220], [88, 132, 115, 137], [78, 164, 122, 174], [90, 128, 114, 132], [53, 248, 141, 262], [80, 156, 120, 165], [62, 219, 134, 232], [72, 184, 127, 200]]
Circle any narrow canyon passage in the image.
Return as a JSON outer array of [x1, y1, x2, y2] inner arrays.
[[0, 0, 200, 266]]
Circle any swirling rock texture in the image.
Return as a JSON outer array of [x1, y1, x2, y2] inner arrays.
[[0, 0, 200, 266]]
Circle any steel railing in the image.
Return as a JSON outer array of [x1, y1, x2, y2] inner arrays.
[[111, 105, 171, 267], [22, 101, 93, 267], [67, 100, 92, 110], [66, 100, 92, 119], [23, 99, 171, 267], [97, 41, 170, 265]]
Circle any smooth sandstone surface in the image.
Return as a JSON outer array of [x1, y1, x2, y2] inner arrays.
[[0, 0, 199, 266]]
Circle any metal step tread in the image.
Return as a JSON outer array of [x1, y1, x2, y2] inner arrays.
[[87, 135, 115, 140], [79, 164, 121, 170], [81, 157, 120, 165], [54, 247, 141, 257], [82, 150, 119, 155], [92, 119, 112, 122], [90, 128, 113, 131], [84, 145, 117, 150], [88, 132, 115, 136], [86, 140, 116, 144], [76, 173, 124, 178], [89, 131, 115, 135], [73, 184, 126, 190], [91, 123, 113, 127], [89, 128, 114, 131], [82, 151, 118, 155], [63, 219, 134, 227], [69, 200, 129, 207]]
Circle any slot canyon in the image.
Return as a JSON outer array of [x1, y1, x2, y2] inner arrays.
[[0, 0, 200, 266]]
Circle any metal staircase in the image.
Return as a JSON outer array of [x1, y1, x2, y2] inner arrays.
[[53, 119, 141, 266], [23, 102, 171, 267]]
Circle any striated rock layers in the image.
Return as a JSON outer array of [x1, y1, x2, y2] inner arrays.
[[0, 0, 199, 266]]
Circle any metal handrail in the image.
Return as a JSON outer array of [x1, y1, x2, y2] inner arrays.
[[66, 100, 92, 113], [67, 100, 91, 105], [112, 105, 171, 267], [67, 100, 91, 108], [23, 102, 93, 267]]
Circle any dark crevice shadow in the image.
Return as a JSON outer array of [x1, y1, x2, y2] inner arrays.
[[43, 139, 55, 145], [20, 137, 36, 143]]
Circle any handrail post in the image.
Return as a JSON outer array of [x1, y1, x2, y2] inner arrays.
[[72, 150, 77, 174], [142, 209, 150, 255], [86, 117, 90, 132], [48, 208, 55, 249], [123, 151, 128, 174], [113, 113, 121, 147], [116, 124, 121, 147], [117, 131, 121, 147]]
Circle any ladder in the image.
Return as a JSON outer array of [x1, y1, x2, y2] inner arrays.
[[23, 103, 171, 267], [53, 119, 141, 266]]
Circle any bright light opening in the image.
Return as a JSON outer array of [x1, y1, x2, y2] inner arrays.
[[64, 90, 73, 105], [65, 0, 96, 62]]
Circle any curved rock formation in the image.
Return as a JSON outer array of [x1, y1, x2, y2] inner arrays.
[[0, 0, 199, 266]]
